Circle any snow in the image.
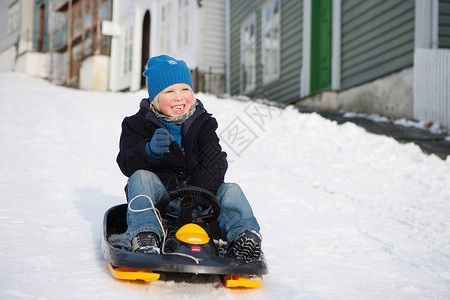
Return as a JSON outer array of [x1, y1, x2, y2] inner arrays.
[[1, 73, 450, 299]]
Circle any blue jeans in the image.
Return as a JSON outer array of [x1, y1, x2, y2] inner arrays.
[[125, 170, 260, 243]]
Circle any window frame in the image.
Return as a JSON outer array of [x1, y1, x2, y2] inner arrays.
[[240, 13, 257, 93], [261, 0, 281, 84], [7, 1, 20, 34], [177, 0, 190, 49], [123, 26, 133, 75], [161, 3, 172, 53]]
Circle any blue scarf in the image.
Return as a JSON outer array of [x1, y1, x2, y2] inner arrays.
[[160, 120, 182, 147]]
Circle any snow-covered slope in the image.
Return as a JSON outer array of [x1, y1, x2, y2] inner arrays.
[[1, 73, 449, 299]]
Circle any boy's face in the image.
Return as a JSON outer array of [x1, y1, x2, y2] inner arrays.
[[158, 83, 194, 118]]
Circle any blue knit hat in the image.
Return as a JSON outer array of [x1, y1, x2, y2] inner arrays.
[[142, 55, 193, 101]]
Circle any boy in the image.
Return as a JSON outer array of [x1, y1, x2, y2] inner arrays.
[[117, 55, 262, 261]]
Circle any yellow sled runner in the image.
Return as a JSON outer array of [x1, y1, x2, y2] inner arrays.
[[107, 264, 263, 288], [102, 187, 268, 288]]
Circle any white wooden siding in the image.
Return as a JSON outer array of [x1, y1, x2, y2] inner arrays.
[[201, 0, 226, 71], [414, 48, 450, 128]]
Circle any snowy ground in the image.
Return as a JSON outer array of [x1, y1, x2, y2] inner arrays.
[[1, 73, 450, 300]]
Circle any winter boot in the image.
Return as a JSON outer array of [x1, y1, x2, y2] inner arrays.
[[131, 232, 160, 254], [227, 230, 261, 261]]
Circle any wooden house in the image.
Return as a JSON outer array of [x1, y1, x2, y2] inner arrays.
[[108, 0, 227, 94], [51, 0, 113, 90], [0, 0, 49, 78], [227, 0, 450, 128]]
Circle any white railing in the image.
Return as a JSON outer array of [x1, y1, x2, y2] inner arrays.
[[414, 48, 450, 129]]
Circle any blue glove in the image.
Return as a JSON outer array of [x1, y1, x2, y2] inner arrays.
[[147, 128, 175, 157]]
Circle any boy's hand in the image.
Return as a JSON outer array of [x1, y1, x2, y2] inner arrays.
[[148, 128, 175, 156]]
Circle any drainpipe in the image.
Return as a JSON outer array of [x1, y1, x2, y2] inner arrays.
[[225, 0, 230, 95], [414, 0, 438, 49], [67, 0, 72, 85], [431, 0, 438, 48], [49, 0, 54, 81], [96, 0, 101, 55]]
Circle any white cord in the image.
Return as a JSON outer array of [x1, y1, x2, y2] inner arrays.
[[128, 194, 165, 229], [128, 194, 200, 264]]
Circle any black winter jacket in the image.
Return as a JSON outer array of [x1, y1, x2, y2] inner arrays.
[[117, 99, 228, 194]]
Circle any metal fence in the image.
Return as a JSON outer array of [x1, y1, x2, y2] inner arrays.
[[195, 64, 226, 95]]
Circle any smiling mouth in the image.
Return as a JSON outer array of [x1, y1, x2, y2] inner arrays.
[[172, 104, 185, 112]]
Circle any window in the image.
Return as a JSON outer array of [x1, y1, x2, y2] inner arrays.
[[84, 10, 93, 29], [183, 1, 189, 47], [124, 26, 133, 74], [161, 4, 171, 53], [99, 1, 111, 20], [241, 14, 256, 92], [73, 43, 82, 61], [84, 32, 93, 55], [261, 0, 280, 83], [73, 10, 82, 37], [7, 1, 20, 34], [177, 0, 189, 49], [52, 12, 67, 48], [128, 29, 133, 72]]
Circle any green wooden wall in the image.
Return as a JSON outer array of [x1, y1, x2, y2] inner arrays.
[[340, 0, 415, 90], [440, 0, 450, 47], [229, 0, 303, 103]]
